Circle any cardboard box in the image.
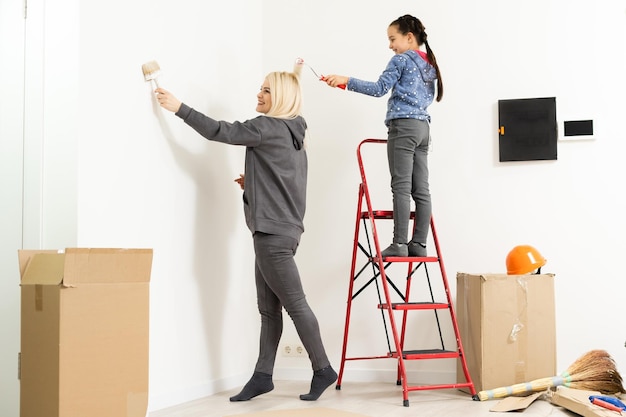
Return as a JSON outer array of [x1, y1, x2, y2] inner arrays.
[[550, 386, 622, 417], [18, 248, 153, 417], [455, 273, 556, 393]]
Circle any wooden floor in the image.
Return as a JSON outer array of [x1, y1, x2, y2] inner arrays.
[[148, 380, 572, 417]]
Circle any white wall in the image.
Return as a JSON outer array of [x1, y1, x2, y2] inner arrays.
[[1, 1, 24, 416], [262, 0, 626, 391], [73, 0, 265, 410], [2, 0, 625, 415]]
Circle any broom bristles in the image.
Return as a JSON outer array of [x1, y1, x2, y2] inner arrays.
[[565, 350, 625, 394]]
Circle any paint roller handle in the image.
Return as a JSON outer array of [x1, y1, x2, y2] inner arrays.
[[320, 76, 346, 90]]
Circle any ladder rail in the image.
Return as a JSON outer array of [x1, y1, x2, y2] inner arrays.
[[337, 183, 367, 387], [356, 139, 410, 399], [338, 181, 397, 383], [431, 217, 475, 392]]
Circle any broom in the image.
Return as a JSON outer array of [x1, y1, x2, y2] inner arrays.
[[473, 349, 625, 401]]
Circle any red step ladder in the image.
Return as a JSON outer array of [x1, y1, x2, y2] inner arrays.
[[335, 139, 476, 406]]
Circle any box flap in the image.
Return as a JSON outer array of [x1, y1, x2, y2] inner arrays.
[[20, 252, 66, 285], [550, 386, 619, 417], [490, 392, 543, 412], [19, 248, 153, 286], [476, 273, 555, 281], [63, 248, 153, 285], [18, 250, 61, 280]]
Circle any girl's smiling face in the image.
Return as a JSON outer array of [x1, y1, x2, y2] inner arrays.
[[387, 24, 416, 54], [256, 78, 272, 114]]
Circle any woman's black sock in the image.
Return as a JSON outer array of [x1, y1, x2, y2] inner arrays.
[[229, 371, 274, 402], [299, 365, 338, 401]]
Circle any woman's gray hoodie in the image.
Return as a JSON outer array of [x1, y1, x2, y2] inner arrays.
[[176, 103, 307, 241]]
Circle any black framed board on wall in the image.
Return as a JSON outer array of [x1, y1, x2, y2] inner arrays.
[[498, 97, 557, 162]]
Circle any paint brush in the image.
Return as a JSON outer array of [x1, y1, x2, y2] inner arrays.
[[141, 60, 161, 88]]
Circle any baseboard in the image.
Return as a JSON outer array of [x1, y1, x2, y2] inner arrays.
[[148, 373, 244, 413], [274, 367, 456, 384], [148, 368, 457, 413]]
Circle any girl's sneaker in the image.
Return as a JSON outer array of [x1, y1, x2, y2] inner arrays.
[[408, 242, 427, 257], [380, 243, 408, 258]]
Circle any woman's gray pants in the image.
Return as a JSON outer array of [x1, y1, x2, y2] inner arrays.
[[252, 232, 330, 375]]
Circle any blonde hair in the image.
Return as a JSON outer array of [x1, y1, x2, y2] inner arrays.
[[264, 71, 302, 119]]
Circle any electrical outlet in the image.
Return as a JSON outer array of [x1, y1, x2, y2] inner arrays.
[[283, 345, 292, 356], [282, 344, 307, 357]]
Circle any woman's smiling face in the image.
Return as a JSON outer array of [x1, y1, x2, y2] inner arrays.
[[256, 78, 272, 114]]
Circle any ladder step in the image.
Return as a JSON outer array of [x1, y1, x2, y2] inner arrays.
[[359, 210, 420, 220], [379, 302, 450, 310], [360, 210, 395, 219], [378, 255, 439, 262], [389, 349, 460, 360]]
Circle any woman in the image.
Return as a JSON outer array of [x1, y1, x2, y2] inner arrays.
[[155, 70, 336, 402]]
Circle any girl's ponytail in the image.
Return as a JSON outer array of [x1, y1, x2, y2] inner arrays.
[[423, 39, 443, 102], [392, 15, 444, 101]]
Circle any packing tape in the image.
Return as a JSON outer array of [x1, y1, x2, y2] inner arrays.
[[35, 285, 43, 311], [513, 276, 529, 382]]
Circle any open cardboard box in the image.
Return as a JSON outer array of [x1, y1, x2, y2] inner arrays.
[[18, 248, 153, 417]]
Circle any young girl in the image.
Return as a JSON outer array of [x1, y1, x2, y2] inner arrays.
[[325, 14, 443, 258], [155, 71, 337, 402]]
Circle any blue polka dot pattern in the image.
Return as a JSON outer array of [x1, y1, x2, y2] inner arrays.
[[346, 50, 437, 126]]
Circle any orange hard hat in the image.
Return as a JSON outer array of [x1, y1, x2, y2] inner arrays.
[[506, 245, 546, 275]]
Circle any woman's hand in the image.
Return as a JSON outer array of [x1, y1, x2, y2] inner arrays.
[[234, 174, 244, 190], [323, 75, 349, 88], [155, 88, 182, 113]]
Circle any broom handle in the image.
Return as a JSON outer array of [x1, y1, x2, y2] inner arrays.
[[473, 375, 570, 401]]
